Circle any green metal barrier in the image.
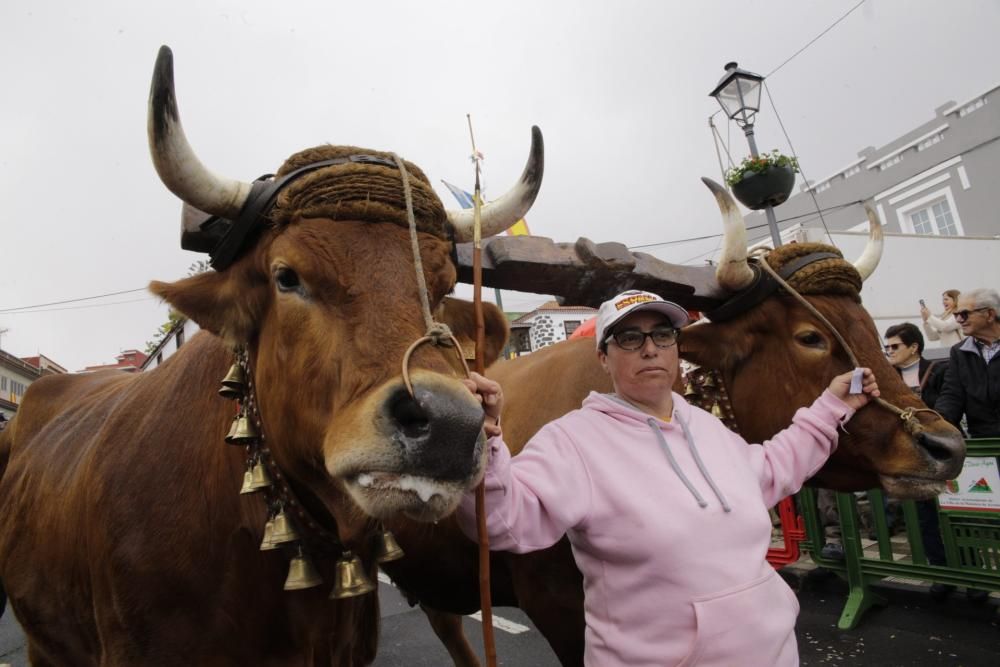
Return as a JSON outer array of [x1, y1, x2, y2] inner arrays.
[[797, 438, 1000, 629]]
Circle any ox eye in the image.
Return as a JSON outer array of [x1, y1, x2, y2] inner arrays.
[[796, 331, 825, 348], [274, 267, 303, 294]]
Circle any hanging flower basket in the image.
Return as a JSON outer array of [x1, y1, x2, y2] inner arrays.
[[726, 151, 799, 210]]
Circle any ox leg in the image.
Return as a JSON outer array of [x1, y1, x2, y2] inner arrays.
[[420, 605, 480, 667]]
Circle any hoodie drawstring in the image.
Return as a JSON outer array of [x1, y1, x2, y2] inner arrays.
[[647, 418, 708, 509], [675, 412, 732, 512]]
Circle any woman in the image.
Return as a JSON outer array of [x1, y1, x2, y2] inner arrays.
[[459, 290, 879, 667], [921, 289, 963, 347]]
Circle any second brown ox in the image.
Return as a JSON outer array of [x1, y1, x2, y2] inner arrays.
[[382, 183, 966, 666]]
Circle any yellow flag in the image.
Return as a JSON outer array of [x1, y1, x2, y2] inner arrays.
[[507, 219, 531, 236]]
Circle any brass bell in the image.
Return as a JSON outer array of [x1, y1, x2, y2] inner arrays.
[[239, 469, 257, 495], [218, 363, 247, 399], [701, 373, 717, 389], [225, 414, 259, 444], [374, 530, 405, 563], [248, 462, 273, 491], [260, 518, 279, 550], [284, 550, 324, 591], [329, 552, 375, 599], [269, 509, 301, 545], [711, 401, 723, 419], [683, 381, 699, 398]]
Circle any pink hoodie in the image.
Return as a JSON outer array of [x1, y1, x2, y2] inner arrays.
[[457, 389, 853, 666]]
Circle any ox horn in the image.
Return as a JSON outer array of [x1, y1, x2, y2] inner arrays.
[[702, 178, 755, 292], [852, 205, 884, 282], [447, 126, 544, 242], [147, 45, 252, 221]]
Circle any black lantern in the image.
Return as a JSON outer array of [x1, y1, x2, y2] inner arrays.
[[709, 62, 764, 129]]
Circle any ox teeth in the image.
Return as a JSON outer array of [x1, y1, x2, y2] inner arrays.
[[397, 475, 442, 503]]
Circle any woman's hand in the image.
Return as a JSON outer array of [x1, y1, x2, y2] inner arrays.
[[828, 368, 880, 410], [919, 305, 931, 321], [462, 372, 504, 437]]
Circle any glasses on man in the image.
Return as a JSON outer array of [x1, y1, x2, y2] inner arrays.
[[606, 326, 679, 351], [883, 343, 903, 353], [954, 307, 990, 322]]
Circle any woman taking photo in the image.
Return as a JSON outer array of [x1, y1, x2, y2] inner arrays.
[[921, 289, 963, 347]]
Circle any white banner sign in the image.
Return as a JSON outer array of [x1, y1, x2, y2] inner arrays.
[[938, 456, 1000, 513]]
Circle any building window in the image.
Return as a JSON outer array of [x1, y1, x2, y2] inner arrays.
[[909, 198, 958, 236], [176, 328, 185, 349], [513, 330, 532, 354], [564, 320, 581, 337], [917, 133, 943, 151], [843, 165, 861, 179], [878, 155, 903, 171], [156, 353, 163, 365], [1, 376, 6, 391], [958, 97, 987, 117]]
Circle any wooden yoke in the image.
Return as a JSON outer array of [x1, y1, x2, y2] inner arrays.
[[454, 236, 727, 309]]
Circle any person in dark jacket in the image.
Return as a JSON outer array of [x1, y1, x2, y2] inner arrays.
[[935, 288, 1000, 438], [927, 287, 1000, 602]]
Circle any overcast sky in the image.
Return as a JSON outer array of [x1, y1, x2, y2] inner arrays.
[[1, 0, 997, 371]]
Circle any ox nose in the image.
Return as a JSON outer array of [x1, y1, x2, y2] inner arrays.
[[915, 429, 967, 477], [386, 384, 485, 480]]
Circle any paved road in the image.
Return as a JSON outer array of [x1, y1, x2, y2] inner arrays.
[[1, 569, 997, 665]]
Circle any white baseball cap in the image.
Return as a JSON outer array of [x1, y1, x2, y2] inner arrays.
[[594, 290, 689, 350]]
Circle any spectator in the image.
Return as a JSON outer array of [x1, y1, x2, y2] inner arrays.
[[931, 287, 1000, 603], [921, 289, 964, 347], [936, 288, 1000, 438]]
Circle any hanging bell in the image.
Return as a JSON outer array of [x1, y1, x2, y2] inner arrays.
[[239, 469, 257, 495], [218, 363, 247, 399], [683, 381, 699, 398], [284, 550, 324, 591], [374, 530, 405, 563], [248, 461, 273, 491], [329, 552, 375, 599], [260, 518, 279, 550], [269, 509, 301, 545], [225, 413, 259, 444], [711, 401, 723, 419]]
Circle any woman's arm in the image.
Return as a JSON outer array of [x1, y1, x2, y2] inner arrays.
[[456, 374, 593, 553]]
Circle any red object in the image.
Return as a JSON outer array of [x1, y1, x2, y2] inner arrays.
[[569, 317, 596, 339], [766, 497, 805, 568]]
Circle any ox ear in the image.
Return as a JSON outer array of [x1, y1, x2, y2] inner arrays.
[[149, 268, 266, 345], [679, 321, 753, 372], [437, 297, 510, 367]]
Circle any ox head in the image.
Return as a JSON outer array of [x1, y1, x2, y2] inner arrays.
[[146, 46, 538, 523], [681, 181, 965, 499]]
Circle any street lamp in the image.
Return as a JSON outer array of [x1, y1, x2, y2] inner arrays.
[[709, 62, 782, 248]]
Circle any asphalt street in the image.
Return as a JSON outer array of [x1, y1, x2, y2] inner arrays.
[[1, 569, 997, 665]]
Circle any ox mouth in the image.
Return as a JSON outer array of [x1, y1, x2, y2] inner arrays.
[[878, 474, 947, 500], [344, 471, 469, 522]]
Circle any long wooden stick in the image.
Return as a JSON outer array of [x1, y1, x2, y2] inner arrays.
[[467, 114, 497, 667]]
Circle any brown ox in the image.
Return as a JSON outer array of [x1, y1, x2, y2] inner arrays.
[[0, 46, 540, 665], [382, 184, 966, 666]]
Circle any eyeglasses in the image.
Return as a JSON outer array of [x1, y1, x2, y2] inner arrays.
[[884, 343, 903, 353], [606, 326, 679, 351], [954, 307, 990, 322]]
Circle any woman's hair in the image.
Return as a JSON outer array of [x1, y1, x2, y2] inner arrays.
[[942, 289, 961, 304]]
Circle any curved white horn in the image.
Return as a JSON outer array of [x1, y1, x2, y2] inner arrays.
[[448, 126, 544, 242], [147, 46, 251, 220], [852, 205, 884, 282], [702, 177, 755, 291]]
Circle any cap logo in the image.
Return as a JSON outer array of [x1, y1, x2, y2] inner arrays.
[[615, 294, 656, 311]]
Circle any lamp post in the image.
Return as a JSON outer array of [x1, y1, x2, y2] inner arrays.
[[709, 62, 782, 248]]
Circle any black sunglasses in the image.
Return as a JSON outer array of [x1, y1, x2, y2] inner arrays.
[[605, 326, 679, 351], [884, 343, 903, 353], [954, 307, 990, 322]]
